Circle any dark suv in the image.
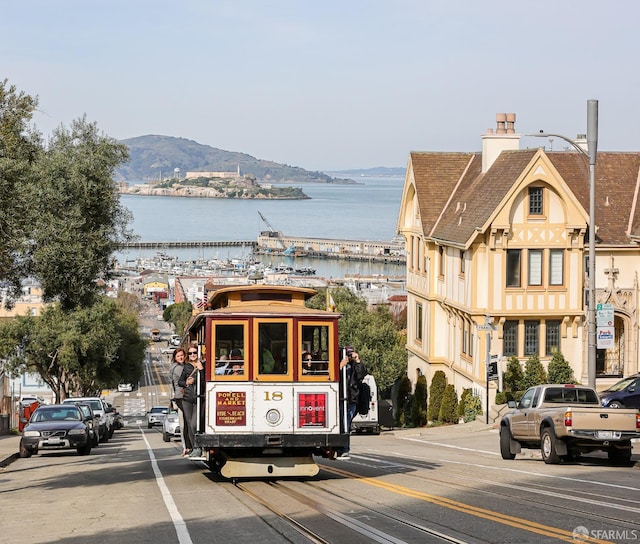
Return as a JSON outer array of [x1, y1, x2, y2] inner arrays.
[[599, 374, 640, 409]]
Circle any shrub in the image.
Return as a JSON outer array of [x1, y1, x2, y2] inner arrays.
[[547, 352, 576, 384], [503, 356, 524, 392], [395, 375, 412, 425], [438, 384, 459, 424], [457, 388, 472, 419], [464, 394, 483, 423], [410, 375, 428, 426], [494, 391, 510, 405], [522, 354, 548, 389], [427, 370, 447, 422]]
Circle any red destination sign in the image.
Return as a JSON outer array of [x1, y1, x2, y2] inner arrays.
[[216, 391, 247, 426], [298, 393, 327, 428]]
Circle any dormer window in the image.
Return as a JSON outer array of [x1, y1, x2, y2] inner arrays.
[[529, 187, 543, 215]]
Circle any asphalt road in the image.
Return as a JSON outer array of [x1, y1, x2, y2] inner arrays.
[[4, 305, 638, 543], [2, 410, 638, 543]]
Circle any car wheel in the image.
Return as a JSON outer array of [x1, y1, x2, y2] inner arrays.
[[608, 401, 624, 409], [77, 443, 92, 455], [608, 442, 632, 465], [500, 425, 516, 460], [19, 440, 32, 458], [541, 427, 561, 464], [100, 430, 109, 443], [163, 432, 170, 442]]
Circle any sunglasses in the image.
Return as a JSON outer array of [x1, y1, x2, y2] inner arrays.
[[188, 351, 198, 355]]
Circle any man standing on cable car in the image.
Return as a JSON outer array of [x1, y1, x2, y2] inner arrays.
[[339, 346, 366, 459]]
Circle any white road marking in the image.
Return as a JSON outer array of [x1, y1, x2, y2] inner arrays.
[[141, 429, 193, 544]]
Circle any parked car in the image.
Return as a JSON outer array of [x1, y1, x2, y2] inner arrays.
[[163, 409, 181, 442], [147, 406, 169, 429], [62, 397, 113, 442], [169, 334, 181, 347], [20, 404, 92, 457], [161, 345, 177, 355], [64, 401, 100, 447], [117, 382, 133, 392], [599, 374, 640, 409]]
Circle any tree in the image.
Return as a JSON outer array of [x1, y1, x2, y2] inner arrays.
[[0, 296, 145, 401], [457, 387, 472, 419], [522, 354, 548, 389], [547, 352, 576, 384], [0, 80, 133, 310], [307, 287, 407, 395], [427, 370, 447, 422], [503, 356, 524, 392], [395, 375, 412, 426], [27, 116, 133, 310], [0, 79, 42, 305], [163, 301, 193, 336], [438, 384, 459, 424], [410, 374, 428, 427]]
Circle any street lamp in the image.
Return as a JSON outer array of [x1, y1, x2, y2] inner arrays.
[[527, 100, 598, 388]]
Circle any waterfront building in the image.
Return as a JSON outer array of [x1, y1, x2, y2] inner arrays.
[[397, 113, 640, 410]]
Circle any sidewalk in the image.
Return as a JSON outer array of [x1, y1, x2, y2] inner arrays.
[[0, 432, 21, 468]]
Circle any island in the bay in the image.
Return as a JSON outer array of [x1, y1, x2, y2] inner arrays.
[[118, 174, 310, 200]]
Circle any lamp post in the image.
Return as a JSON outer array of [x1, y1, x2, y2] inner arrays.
[[527, 100, 598, 388]]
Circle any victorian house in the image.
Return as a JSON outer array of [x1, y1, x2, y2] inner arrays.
[[396, 114, 640, 409]]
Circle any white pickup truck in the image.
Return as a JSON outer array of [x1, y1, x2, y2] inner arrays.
[[500, 384, 640, 464]]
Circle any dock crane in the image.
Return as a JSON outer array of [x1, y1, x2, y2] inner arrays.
[[257, 211, 285, 249]]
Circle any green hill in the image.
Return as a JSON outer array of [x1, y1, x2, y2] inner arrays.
[[116, 135, 354, 184]]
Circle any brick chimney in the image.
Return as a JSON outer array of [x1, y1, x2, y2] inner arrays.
[[481, 113, 521, 172]]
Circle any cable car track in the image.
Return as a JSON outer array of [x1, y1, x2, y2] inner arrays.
[[234, 480, 475, 544], [314, 453, 637, 541]]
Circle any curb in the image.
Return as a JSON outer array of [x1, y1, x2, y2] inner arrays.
[[0, 452, 19, 468]]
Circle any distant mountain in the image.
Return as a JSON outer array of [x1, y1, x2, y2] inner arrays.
[[115, 135, 354, 184], [324, 166, 406, 177]]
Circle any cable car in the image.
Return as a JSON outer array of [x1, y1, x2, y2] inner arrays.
[[185, 285, 349, 478]]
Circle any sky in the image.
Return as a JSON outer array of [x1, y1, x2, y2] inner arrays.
[[3, 1, 639, 171]]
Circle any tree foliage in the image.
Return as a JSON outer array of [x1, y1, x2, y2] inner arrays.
[[547, 352, 576, 384], [307, 287, 407, 395], [0, 79, 42, 304], [0, 80, 133, 310], [457, 387, 472, 418], [395, 374, 412, 426], [27, 116, 133, 310], [503, 356, 524, 392], [0, 295, 145, 401], [163, 301, 194, 337], [438, 384, 459, 424], [410, 374, 428, 427], [427, 370, 447, 422], [522, 354, 548, 389]]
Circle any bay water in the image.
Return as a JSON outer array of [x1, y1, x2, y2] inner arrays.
[[118, 176, 406, 279]]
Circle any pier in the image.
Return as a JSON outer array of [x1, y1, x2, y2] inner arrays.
[[120, 234, 406, 264], [121, 240, 256, 250]]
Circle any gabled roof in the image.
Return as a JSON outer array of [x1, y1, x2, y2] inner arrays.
[[547, 152, 640, 245], [432, 149, 537, 245], [409, 152, 479, 236], [410, 149, 640, 247]]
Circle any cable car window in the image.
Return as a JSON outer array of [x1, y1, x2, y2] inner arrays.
[[214, 323, 245, 378], [258, 322, 288, 374], [300, 324, 330, 375]]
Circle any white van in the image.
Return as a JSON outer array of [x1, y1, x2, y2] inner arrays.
[[352, 374, 380, 434]]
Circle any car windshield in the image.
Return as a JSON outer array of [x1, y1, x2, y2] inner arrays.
[[606, 378, 635, 392], [32, 407, 80, 422], [151, 407, 166, 414]]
